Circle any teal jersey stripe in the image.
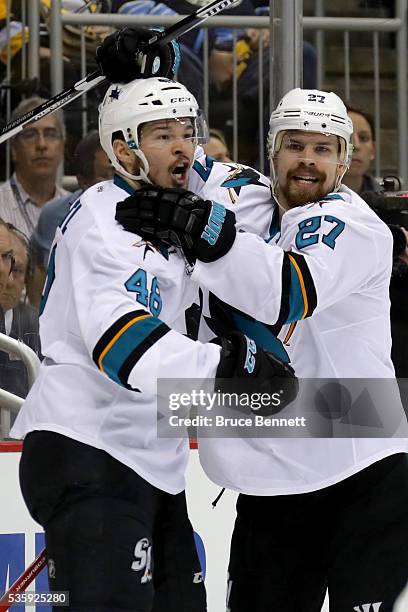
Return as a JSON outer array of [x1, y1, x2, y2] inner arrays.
[[101, 316, 163, 385], [267, 206, 280, 242], [192, 156, 214, 182], [320, 193, 344, 201], [114, 174, 135, 195], [232, 312, 290, 363], [221, 177, 252, 188], [39, 243, 57, 317], [287, 260, 306, 323]]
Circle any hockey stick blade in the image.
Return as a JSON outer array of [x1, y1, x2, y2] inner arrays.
[[0, 0, 240, 145], [0, 548, 47, 611]]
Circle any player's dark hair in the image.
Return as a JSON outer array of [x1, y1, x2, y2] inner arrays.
[[111, 130, 126, 144]]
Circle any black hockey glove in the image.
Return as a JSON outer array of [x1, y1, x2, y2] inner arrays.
[[96, 27, 180, 82], [214, 332, 299, 416], [115, 186, 236, 264]]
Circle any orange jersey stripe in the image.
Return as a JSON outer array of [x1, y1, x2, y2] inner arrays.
[[288, 254, 309, 319], [98, 313, 151, 372]]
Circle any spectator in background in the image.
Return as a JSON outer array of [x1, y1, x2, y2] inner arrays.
[[1, 227, 32, 323], [203, 128, 232, 162], [110, 1, 207, 105], [29, 130, 113, 307], [358, 191, 408, 378], [343, 105, 383, 194], [113, 0, 253, 55], [0, 97, 67, 238], [0, 0, 28, 81], [347, 105, 407, 377], [209, 22, 318, 167], [0, 223, 38, 404], [0, 220, 14, 295], [111, 0, 259, 109]]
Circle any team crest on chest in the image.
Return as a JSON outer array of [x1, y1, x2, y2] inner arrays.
[[132, 239, 170, 261], [221, 165, 267, 203]]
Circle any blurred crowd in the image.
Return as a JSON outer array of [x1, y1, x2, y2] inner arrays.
[[0, 0, 407, 432], [0, 0, 319, 172]]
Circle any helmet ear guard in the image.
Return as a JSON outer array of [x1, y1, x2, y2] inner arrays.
[[108, 129, 151, 184], [98, 77, 206, 183], [268, 88, 354, 194]]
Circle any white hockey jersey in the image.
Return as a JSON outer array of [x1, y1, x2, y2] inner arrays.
[[189, 149, 274, 237], [189, 149, 275, 342], [191, 185, 408, 495], [10, 175, 221, 494]]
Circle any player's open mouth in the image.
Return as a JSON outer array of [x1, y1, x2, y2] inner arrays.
[[292, 175, 319, 186], [170, 161, 189, 185]]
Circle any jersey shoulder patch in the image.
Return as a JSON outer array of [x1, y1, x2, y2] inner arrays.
[[131, 239, 170, 261], [192, 155, 215, 182]]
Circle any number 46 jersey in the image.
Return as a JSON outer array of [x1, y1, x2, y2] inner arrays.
[[11, 176, 221, 494]]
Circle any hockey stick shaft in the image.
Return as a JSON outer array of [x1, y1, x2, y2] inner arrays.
[[0, 71, 105, 144], [0, 547, 47, 611], [146, 0, 241, 46], [0, 0, 240, 145]]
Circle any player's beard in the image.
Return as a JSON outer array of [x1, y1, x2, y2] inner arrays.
[[280, 166, 329, 208]]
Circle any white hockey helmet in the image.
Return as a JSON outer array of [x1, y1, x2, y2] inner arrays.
[[99, 77, 206, 183], [268, 88, 353, 191]]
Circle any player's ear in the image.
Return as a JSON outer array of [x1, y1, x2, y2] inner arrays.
[[112, 139, 135, 172], [335, 161, 347, 190], [113, 139, 128, 160]]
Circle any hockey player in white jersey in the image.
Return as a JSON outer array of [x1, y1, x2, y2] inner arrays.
[[10, 77, 297, 611], [115, 89, 408, 611]]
